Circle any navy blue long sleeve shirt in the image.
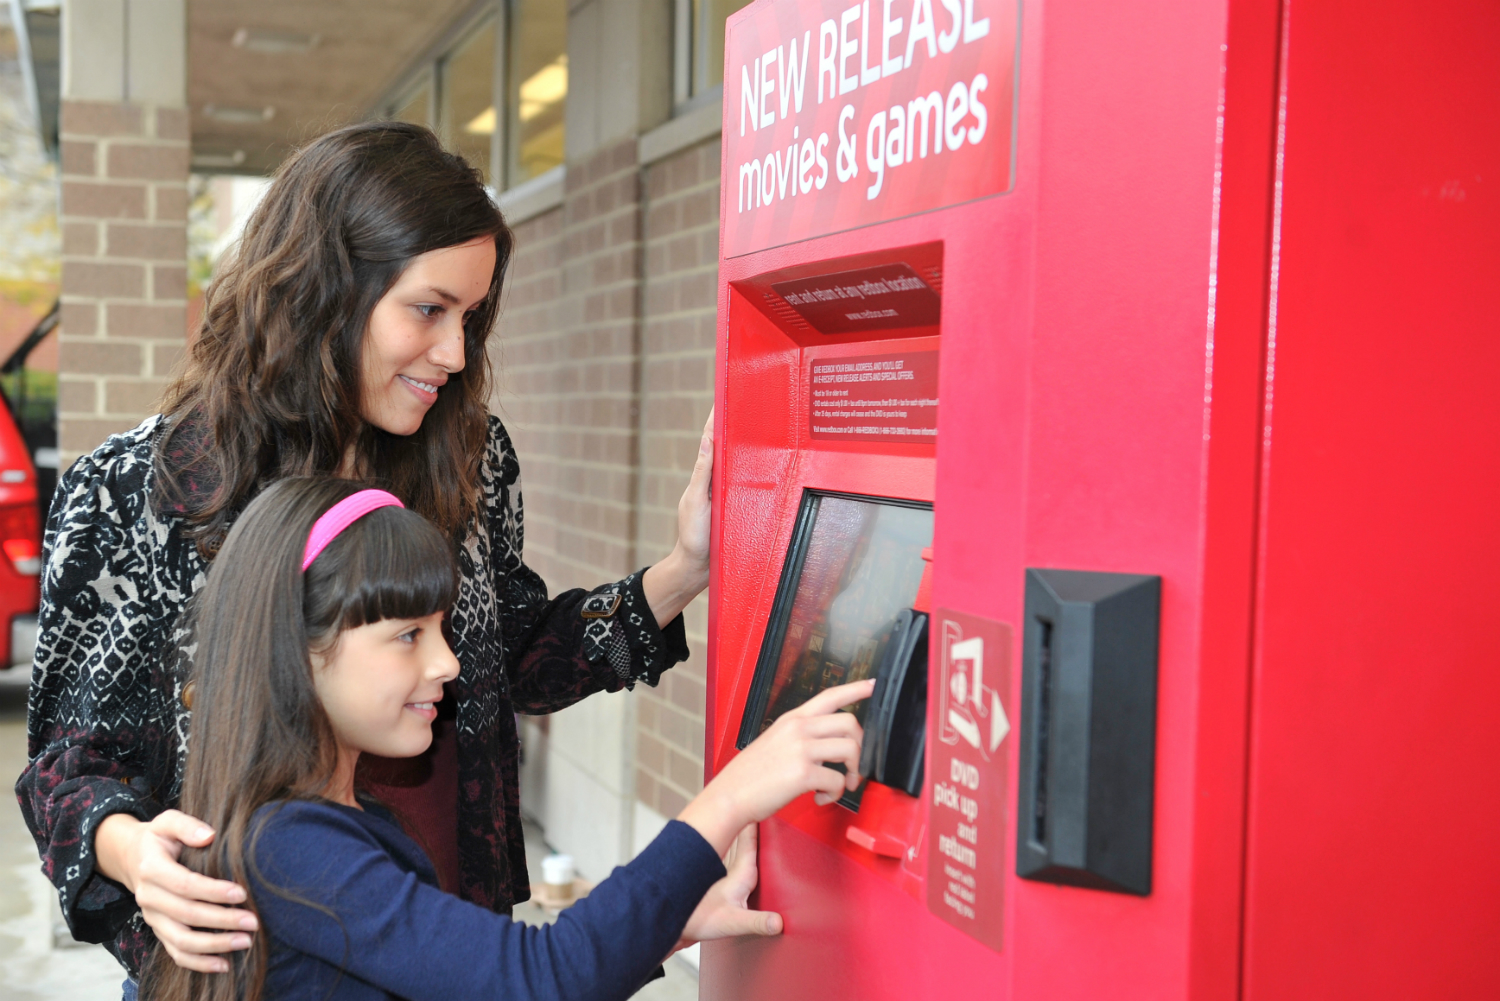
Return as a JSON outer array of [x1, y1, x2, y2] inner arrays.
[[248, 800, 725, 1001]]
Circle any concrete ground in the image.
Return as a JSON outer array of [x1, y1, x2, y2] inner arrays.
[[0, 624, 697, 1000]]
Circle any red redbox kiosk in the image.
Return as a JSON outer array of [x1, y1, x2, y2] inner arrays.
[[703, 0, 1500, 998]]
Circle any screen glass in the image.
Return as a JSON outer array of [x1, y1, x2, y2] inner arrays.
[[740, 492, 934, 745]]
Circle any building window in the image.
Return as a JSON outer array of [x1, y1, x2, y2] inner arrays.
[[679, 0, 753, 105], [441, 19, 499, 185], [393, 72, 434, 129], [506, 0, 568, 186]]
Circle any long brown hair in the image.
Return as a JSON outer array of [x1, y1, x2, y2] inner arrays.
[[144, 477, 459, 1001], [155, 122, 512, 555]]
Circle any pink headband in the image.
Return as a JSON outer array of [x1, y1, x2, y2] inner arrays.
[[302, 489, 405, 572]]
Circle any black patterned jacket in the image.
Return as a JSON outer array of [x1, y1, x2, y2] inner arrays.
[[14, 414, 687, 977]]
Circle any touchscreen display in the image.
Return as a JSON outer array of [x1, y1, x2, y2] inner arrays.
[[738, 492, 934, 746]]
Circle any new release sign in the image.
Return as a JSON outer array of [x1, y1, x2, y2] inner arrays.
[[722, 0, 1019, 256]]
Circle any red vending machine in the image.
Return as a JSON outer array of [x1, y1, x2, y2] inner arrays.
[[704, 0, 1499, 997]]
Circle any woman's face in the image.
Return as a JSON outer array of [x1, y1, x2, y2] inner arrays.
[[313, 612, 460, 760], [360, 236, 497, 436]]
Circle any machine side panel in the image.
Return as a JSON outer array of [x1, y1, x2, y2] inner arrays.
[[1241, 3, 1500, 997]]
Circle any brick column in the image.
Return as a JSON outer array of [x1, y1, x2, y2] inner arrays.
[[57, 104, 188, 463], [55, 0, 187, 465]]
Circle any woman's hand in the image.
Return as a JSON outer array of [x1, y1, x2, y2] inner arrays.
[[643, 408, 714, 628], [677, 679, 874, 855], [676, 824, 781, 953], [95, 811, 257, 973]]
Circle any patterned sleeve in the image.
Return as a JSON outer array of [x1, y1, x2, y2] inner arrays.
[[14, 430, 178, 947], [480, 417, 689, 714]]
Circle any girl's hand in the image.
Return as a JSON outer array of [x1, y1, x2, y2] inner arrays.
[[676, 824, 781, 952], [677, 679, 874, 855], [95, 811, 257, 973], [643, 408, 714, 628]]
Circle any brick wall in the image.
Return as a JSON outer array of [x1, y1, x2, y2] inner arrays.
[[57, 101, 189, 464], [494, 133, 722, 847], [631, 137, 721, 820], [501, 141, 644, 594]]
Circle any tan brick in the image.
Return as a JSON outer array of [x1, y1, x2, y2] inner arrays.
[[106, 222, 186, 261], [60, 101, 144, 138], [151, 264, 187, 301], [153, 341, 187, 377], [60, 140, 97, 177], [61, 181, 147, 220], [60, 417, 141, 452], [106, 143, 189, 182], [58, 378, 98, 413], [60, 339, 143, 376], [636, 731, 665, 774], [153, 185, 188, 222], [155, 107, 190, 141], [667, 749, 702, 791], [59, 302, 99, 337], [656, 783, 689, 818], [62, 260, 145, 299], [106, 303, 186, 339], [635, 771, 659, 812], [104, 379, 170, 414], [62, 222, 100, 256]]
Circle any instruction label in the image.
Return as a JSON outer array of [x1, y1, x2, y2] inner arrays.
[[809, 348, 938, 442], [774, 262, 940, 333], [927, 608, 1011, 953]]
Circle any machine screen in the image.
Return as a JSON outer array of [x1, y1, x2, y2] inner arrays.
[[737, 491, 934, 748]]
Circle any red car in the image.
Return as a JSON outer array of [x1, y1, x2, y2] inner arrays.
[[0, 386, 41, 668]]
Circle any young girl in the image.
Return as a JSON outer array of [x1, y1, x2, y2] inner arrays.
[[145, 477, 872, 1001]]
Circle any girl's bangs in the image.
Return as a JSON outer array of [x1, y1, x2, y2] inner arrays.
[[329, 507, 460, 629]]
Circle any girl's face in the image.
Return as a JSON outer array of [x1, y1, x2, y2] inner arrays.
[[359, 236, 497, 436], [312, 612, 460, 761]]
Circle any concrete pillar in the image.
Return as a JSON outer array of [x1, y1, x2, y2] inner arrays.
[[56, 0, 188, 464]]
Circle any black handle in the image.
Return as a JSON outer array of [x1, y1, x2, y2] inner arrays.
[[1016, 569, 1160, 896], [859, 609, 930, 798]]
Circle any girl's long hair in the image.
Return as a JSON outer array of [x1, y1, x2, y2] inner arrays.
[[143, 477, 459, 1001], [155, 122, 512, 555]]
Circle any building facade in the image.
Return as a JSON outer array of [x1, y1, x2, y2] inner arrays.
[[34, 0, 743, 889]]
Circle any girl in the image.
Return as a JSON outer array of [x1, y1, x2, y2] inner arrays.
[[19, 122, 715, 982], [145, 477, 871, 1001]]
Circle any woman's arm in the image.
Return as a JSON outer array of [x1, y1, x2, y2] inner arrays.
[[94, 813, 256, 973], [16, 428, 254, 974], [641, 410, 713, 628], [478, 416, 698, 713]]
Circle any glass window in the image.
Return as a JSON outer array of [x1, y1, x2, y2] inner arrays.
[[506, 0, 567, 187], [441, 20, 498, 184], [689, 0, 753, 99], [393, 73, 434, 129]]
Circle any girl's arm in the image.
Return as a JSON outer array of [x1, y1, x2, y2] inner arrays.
[[253, 804, 725, 1001], [252, 681, 871, 1001]]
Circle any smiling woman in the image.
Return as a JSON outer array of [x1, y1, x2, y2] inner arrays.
[[360, 237, 496, 439], [17, 122, 715, 994]]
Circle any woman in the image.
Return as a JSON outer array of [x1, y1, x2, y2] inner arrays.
[[16, 122, 719, 984]]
